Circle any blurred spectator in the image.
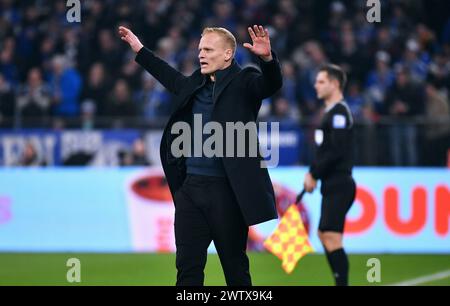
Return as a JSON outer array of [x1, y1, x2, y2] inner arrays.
[[385, 66, 425, 166], [39, 37, 57, 73], [365, 51, 395, 115], [16, 142, 46, 167], [280, 61, 299, 118], [138, 0, 171, 50], [80, 62, 110, 117], [119, 138, 151, 166], [16, 68, 51, 127], [61, 27, 82, 70], [423, 83, 450, 166], [48, 55, 82, 117], [0, 38, 18, 87], [295, 41, 327, 116], [180, 58, 197, 76], [155, 36, 178, 67], [16, 6, 42, 75], [94, 29, 123, 74], [399, 39, 429, 83], [271, 97, 297, 122], [427, 53, 450, 95], [388, 4, 413, 40], [234, 25, 252, 66], [369, 26, 402, 61], [0, 73, 15, 127], [120, 55, 142, 91], [206, 0, 237, 32], [135, 73, 171, 122], [80, 100, 96, 130], [327, 1, 347, 46], [415, 24, 438, 55], [130, 138, 151, 166], [386, 66, 425, 118], [353, 11, 375, 47], [270, 13, 290, 57], [178, 36, 201, 68], [443, 17, 450, 44], [334, 20, 369, 81], [106, 79, 137, 126], [346, 81, 365, 120], [240, 0, 267, 24], [277, 0, 298, 24]]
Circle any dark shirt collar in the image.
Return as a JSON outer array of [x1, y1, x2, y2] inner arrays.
[[208, 59, 237, 83]]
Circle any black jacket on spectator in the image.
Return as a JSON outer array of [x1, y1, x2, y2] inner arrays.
[[135, 47, 282, 226], [81, 83, 110, 116], [385, 82, 425, 117], [0, 87, 15, 127], [105, 98, 137, 118]]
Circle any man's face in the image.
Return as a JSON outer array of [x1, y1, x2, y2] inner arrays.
[[314, 71, 337, 100], [396, 71, 408, 87], [198, 33, 232, 75]]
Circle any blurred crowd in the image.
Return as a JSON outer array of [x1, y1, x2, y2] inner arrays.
[[0, 0, 449, 166]]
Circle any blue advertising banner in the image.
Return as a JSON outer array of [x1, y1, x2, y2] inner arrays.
[[0, 128, 304, 167], [0, 130, 144, 166], [0, 167, 448, 253]]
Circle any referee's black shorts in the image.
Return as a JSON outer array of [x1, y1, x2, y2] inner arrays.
[[318, 176, 356, 233]]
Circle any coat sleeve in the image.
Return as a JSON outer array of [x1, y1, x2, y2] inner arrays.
[[245, 51, 283, 100], [135, 47, 188, 95]]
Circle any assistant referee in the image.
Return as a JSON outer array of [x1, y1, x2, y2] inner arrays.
[[303, 64, 356, 286]]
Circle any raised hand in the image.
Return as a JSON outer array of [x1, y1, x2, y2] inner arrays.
[[118, 26, 144, 53], [243, 25, 273, 61]]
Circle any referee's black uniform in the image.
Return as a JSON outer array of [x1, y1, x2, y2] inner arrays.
[[310, 100, 356, 233]]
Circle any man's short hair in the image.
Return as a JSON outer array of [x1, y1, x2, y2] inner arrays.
[[318, 64, 347, 92], [202, 27, 237, 57]]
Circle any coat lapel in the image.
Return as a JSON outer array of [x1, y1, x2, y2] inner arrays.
[[177, 71, 205, 111], [213, 61, 241, 105]]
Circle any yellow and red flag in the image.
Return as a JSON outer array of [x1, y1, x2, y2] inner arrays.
[[263, 204, 314, 274]]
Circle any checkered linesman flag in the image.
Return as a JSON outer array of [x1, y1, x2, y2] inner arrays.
[[263, 200, 314, 274]]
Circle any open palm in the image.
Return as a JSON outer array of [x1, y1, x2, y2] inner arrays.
[[243, 25, 272, 60], [118, 26, 143, 53]]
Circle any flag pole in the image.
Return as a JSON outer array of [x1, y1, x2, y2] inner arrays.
[[295, 188, 306, 205]]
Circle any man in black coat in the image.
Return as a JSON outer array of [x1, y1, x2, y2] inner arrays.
[[119, 25, 282, 286]]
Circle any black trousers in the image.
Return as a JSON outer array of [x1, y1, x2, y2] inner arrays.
[[173, 174, 251, 286]]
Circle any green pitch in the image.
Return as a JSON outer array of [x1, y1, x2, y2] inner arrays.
[[0, 253, 449, 286]]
